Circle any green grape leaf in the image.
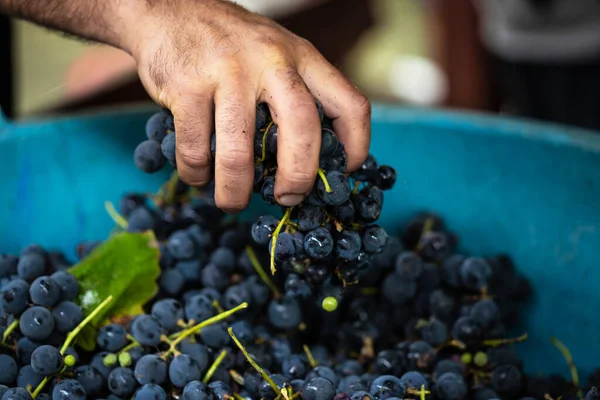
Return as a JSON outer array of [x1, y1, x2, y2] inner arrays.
[[68, 230, 161, 351]]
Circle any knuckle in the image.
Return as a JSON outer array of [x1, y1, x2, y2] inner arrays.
[[218, 149, 253, 175], [352, 92, 372, 121], [177, 148, 212, 171]]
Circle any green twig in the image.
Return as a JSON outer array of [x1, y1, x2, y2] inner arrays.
[[270, 208, 293, 275], [2, 319, 19, 343], [303, 345, 317, 368], [104, 201, 128, 229], [550, 337, 581, 397], [482, 332, 528, 347], [202, 349, 228, 383], [256, 121, 274, 166], [317, 168, 332, 193], [229, 327, 281, 396], [246, 246, 280, 298], [61, 295, 114, 354]]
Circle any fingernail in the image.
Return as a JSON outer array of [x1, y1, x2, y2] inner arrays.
[[278, 194, 304, 207]]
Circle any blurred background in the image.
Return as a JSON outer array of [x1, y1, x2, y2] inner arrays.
[[2, 0, 599, 130]]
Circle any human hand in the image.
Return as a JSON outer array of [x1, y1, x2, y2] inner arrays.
[[124, 0, 371, 212]]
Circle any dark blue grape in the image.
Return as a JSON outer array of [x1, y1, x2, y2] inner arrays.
[[230, 320, 254, 344], [134, 355, 167, 385], [0, 279, 30, 314], [201, 263, 229, 291], [429, 289, 456, 321], [30, 345, 62, 375], [51, 271, 79, 301], [223, 284, 251, 310], [73, 365, 106, 397], [474, 387, 499, 400], [179, 342, 209, 371], [305, 366, 338, 386], [304, 227, 334, 259], [200, 323, 230, 348], [0, 255, 18, 279], [0, 355, 17, 385], [175, 259, 202, 284], [185, 294, 215, 324], [362, 225, 389, 254], [134, 384, 167, 400], [261, 177, 276, 205], [1, 388, 31, 400], [91, 352, 116, 379], [399, 371, 428, 390], [97, 324, 128, 352], [420, 318, 448, 347], [470, 299, 499, 327], [20, 306, 54, 340], [290, 231, 305, 257], [210, 247, 235, 271], [433, 360, 465, 380], [320, 128, 339, 157], [336, 230, 362, 261], [434, 373, 468, 400], [256, 104, 270, 132], [460, 257, 492, 290], [254, 164, 264, 186], [360, 185, 383, 206], [269, 233, 296, 262], [317, 171, 351, 206], [17, 365, 43, 390], [108, 367, 137, 397], [17, 254, 45, 282], [382, 273, 417, 305], [119, 194, 146, 218], [285, 274, 312, 299], [451, 316, 482, 344], [126, 206, 155, 233], [338, 375, 368, 395], [252, 216, 278, 245], [266, 124, 278, 157], [407, 341, 436, 371], [369, 375, 406, 400], [16, 337, 41, 365], [246, 276, 270, 306], [354, 196, 381, 223], [320, 144, 347, 173], [130, 315, 164, 346], [259, 374, 287, 400], [301, 377, 336, 400], [51, 301, 83, 333], [161, 133, 176, 166], [351, 155, 378, 181], [491, 364, 522, 394], [169, 354, 202, 388], [182, 380, 211, 400], [134, 140, 167, 173], [298, 206, 326, 232], [281, 355, 307, 380], [167, 230, 196, 260], [377, 165, 397, 190], [268, 296, 301, 330], [151, 298, 183, 331], [145, 112, 168, 142], [186, 224, 212, 249], [349, 391, 373, 400], [159, 268, 184, 295], [395, 252, 423, 280], [332, 200, 355, 223]]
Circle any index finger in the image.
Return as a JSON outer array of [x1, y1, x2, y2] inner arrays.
[[298, 43, 371, 171]]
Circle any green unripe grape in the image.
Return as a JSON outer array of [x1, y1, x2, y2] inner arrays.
[[461, 352, 472, 364], [103, 353, 118, 367], [322, 296, 338, 312], [119, 352, 132, 367], [474, 351, 488, 367], [64, 354, 76, 367]]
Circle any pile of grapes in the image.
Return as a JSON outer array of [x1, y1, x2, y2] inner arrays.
[[0, 105, 596, 400]]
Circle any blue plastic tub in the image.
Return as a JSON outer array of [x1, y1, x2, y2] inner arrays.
[[1, 104, 599, 379]]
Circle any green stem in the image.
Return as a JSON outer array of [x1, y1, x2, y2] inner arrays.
[[31, 376, 50, 398], [246, 246, 280, 298], [482, 332, 528, 347], [60, 295, 113, 354], [303, 345, 317, 368], [2, 319, 19, 343], [212, 300, 225, 314], [104, 201, 128, 229], [550, 337, 581, 397], [166, 302, 248, 354], [317, 169, 332, 193], [256, 121, 274, 166], [202, 349, 228, 383], [228, 327, 281, 396], [270, 208, 293, 275]]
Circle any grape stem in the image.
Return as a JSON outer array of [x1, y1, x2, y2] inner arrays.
[[317, 168, 333, 193], [228, 327, 282, 396], [246, 246, 281, 298], [233, 393, 246, 400], [2, 319, 18, 344], [269, 208, 293, 275], [482, 332, 527, 347], [256, 121, 274, 166], [303, 344, 317, 368], [61, 295, 113, 354], [212, 300, 225, 314], [104, 201, 128, 229], [407, 385, 431, 400], [229, 369, 245, 385], [202, 348, 228, 383], [550, 336, 581, 397], [165, 302, 248, 356], [32, 296, 113, 398]]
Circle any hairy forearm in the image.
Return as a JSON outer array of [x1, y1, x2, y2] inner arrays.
[[0, 0, 137, 51]]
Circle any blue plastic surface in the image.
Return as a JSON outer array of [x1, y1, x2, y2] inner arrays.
[[1, 104, 599, 379]]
